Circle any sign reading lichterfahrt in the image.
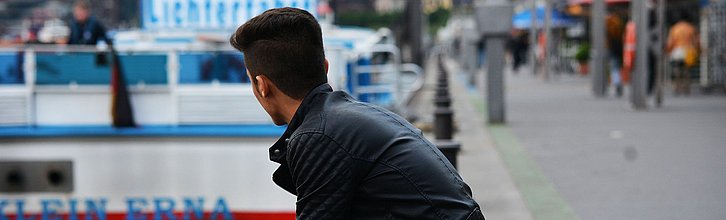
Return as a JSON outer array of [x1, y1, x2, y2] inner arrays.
[[142, 0, 318, 30]]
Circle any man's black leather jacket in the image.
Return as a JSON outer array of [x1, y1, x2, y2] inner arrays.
[[269, 84, 485, 219]]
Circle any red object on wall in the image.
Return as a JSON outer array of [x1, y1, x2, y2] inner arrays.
[[622, 21, 636, 84]]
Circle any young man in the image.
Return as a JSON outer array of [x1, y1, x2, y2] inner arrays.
[[230, 8, 485, 219]]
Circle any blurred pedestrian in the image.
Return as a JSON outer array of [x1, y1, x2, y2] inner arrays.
[[667, 12, 699, 96], [22, 10, 46, 44], [38, 18, 70, 44], [606, 11, 626, 97], [68, 0, 110, 45], [536, 31, 545, 74], [508, 30, 529, 73]]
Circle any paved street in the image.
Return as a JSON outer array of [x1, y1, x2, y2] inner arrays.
[[501, 70, 726, 220]]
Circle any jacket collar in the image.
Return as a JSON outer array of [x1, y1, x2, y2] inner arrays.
[[269, 83, 332, 163]]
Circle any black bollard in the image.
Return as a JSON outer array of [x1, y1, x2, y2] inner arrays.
[[434, 95, 451, 108], [435, 140, 461, 168], [434, 107, 454, 140], [433, 71, 453, 139], [433, 54, 462, 168]]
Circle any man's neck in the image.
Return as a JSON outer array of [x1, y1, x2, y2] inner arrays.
[[281, 98, 303, 125]]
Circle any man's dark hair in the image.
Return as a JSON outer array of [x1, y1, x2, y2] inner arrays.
[[230, 7, 326, 100]]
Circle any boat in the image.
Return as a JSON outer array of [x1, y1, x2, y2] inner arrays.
[[0, 1, 422, 219]]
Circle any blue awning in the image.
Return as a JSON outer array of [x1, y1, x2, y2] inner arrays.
[[513, 7, 578, 29]]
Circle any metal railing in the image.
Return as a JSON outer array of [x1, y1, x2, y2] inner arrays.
[[0, 44, 422, 126], [0, 45, 263, 126], [350, 44, 424, 113]]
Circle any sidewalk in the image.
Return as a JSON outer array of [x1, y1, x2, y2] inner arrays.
[[499, 68, 726, 220], [408, 55, 533, 220], [410, 54, 726, 220]]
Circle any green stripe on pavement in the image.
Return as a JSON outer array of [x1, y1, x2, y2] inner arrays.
[[470, 96, 579, 220]]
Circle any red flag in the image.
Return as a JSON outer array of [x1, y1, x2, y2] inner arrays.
[[109, 46, 136, 127]]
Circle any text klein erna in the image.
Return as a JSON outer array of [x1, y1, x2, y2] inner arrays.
[[0, 197, 232, 220]]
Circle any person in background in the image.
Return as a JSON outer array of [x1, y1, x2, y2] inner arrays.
[[606, 11, 626, 97], [667, 12, 699, 96], [517, 31, 530, 69], [68, 0, 110, 45], [38, 18, 70, 44], [536, 31, 545, 73], [508, 29, 529, 73], [22, 10, 47, 44]]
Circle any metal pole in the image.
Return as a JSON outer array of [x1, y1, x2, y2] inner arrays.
[[631, 0, 648, 109], [530, 0, 537, 75], [486, 37, 506, 124], [407, 0, 424, 67], [655, 0, 666, 107], [591, 0, 607, 96], [543, 0, 552, 80]]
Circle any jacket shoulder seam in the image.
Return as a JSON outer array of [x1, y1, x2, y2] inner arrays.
[[289, 131, 375, 163]]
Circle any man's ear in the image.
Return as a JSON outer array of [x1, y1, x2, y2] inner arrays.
[[324, 58, 329, 75], [255, 75, 269, 97]]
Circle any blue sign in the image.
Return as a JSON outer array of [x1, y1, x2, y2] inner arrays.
[[142, 0, 318, 30]]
